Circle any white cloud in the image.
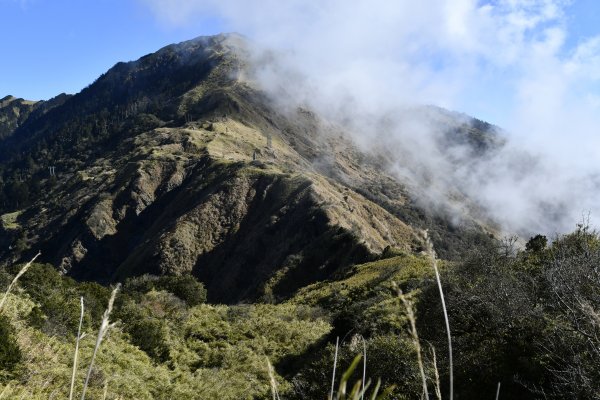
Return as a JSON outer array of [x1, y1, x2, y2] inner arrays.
[[140, 0, 600, 235]]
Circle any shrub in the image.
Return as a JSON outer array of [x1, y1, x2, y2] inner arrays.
[[116, 292, 183, 363], [290, 335, 416, 400], [10, 263, 111, 335], [526, 234, 547, 253], [155, 275, 207, 306], [123, 274, 207, 306], [0, 315, 21, 376], [126, 312, 171, 362]]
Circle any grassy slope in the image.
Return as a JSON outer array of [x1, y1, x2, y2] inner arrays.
[[0, 252, 434, 399], [0, 289, 332, 399]]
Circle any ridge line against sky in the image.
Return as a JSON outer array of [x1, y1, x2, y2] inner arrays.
[[1, 0, 600, 234], [0, 0, 598, 131], [0, 0, 223, 101]]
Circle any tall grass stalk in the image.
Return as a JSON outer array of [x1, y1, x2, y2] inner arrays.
[[330, 336, 340, 400], [102, 378, 109, 400], [429, 344, 442, 400], [266, 357, 280, 400], [80, 284, 120, 400], [397, 286, 429, 399], [426, 236, 453, 400], [0, 252, 41, 312], [69, 297, 85, 400], [495, 382, 501, 400], [369, 380, 381, 400], [361, 337, 366, 400]]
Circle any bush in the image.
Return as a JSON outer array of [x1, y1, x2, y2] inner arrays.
[[290, 335, 417, 400], [116, 291, 184, 363], [0, 315, 21, 376], [526, 234, 547, 253], [124, 274, 207, 306], [126, 311, 171, 363], [417, 226, 600, 399], [155, 275, 207, 306], [14, 263, 110, 335]]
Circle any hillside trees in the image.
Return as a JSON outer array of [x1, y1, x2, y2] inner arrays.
[[542, 225, 600, 398], [418, 224, 600, 399]]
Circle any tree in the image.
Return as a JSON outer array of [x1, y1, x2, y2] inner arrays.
[[526, 234, 547, 253]]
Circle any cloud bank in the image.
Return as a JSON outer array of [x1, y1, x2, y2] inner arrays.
[[141, 0, 600, 236]]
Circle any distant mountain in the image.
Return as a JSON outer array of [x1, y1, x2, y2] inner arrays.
[[0, 93, 70, 140], [0, 34, 497, 303]]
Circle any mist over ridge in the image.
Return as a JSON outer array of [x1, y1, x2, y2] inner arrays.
[[137, 0, 600, 236], [2, 8, 600, 396], [129, 22, 595, 238]]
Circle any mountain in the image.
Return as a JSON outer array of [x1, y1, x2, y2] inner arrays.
[[2, 34, 598, 400], [0, 94, 70, 140], [0, 34, 496, 303]]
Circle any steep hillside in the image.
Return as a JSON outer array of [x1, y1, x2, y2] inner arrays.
[[0, 96, 39, 140], [0, 34, 496, 303], [0, 94, 70, 140]]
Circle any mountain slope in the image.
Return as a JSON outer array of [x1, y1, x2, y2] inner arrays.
[[0, 94, 70, 140], [0, 95, 38, 140], [0, 34, 496, 303]]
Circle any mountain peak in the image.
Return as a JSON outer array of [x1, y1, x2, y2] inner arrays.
[[0, 33, 497, 301]]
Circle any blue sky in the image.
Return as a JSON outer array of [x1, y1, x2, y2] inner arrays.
[[0, 0, 223, 100], [2, 0, 600, 233], [1, 0, 599, 131]]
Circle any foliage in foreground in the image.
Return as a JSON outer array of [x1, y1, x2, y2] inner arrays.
[[418, 224, 600, 399], [0, 224, 599, 399], [0, 266, 331, 399]]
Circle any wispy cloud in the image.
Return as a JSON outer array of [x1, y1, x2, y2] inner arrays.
[[140, 0, 600, 235], [2, 0, 35, 10]]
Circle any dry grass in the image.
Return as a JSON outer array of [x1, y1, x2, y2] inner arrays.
[[430, 345, 442, 400], [0, 252, 41, 312], [0, 210, 23, 230], [80, 284, 120, 400], [266, 357, 281, 400], [425, 234, 453, 400], [395, 283, 429, 399], [330, 336, 340, 400], [69, 297, 85, 400]]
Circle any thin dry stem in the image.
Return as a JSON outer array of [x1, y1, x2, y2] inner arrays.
[[0, 384, 10, 399], [266, 357, 280, 400], [102, 378, 109, 400], [0, 252, 41, 312], [330, 336, 340, 400], [361, 336, 366, 400], [430, 344, 442, 400], [426, 235, 453, 400], [69, 297, 85, 400], [397, 286, 429, 399], [81, 283, 120, 400], [495, 382, 501, 400]]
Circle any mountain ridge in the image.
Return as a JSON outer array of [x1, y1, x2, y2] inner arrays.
[[0, 34, 497, 303]]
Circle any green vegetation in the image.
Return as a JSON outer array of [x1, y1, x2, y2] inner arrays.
[[0, 225, 599, 399], [0, 210, 22, 230], [417, 225, 600, 399], [1, 34, 599, 399], [0, 262, 332, 399], [0, 314, 21, 377]]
